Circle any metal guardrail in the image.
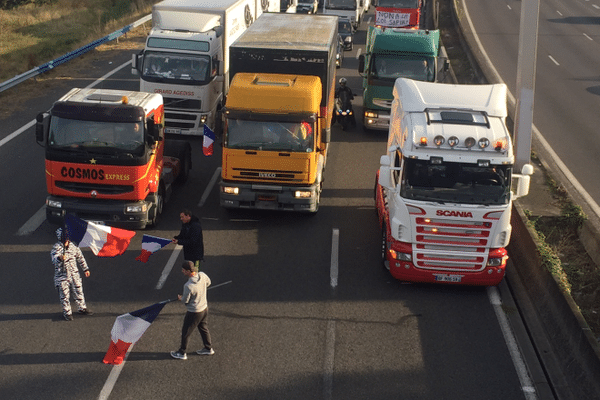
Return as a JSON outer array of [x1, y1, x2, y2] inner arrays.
[[0, 14, 151, 94]]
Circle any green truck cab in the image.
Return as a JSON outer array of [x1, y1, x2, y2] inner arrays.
[[358, 26, 447, 131]]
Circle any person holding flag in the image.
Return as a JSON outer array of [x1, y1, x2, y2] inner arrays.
[[50, 228, 94, 321], [170, 261, 214, 360]]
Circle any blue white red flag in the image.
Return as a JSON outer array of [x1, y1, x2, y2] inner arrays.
[[64, 213, 136, 257], [203, 124, 215, 156], [135, 234, 172, 263], [103, 301, 170, 365]]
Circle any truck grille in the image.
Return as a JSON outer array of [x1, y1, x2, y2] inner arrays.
[[232, 167, 303, 182], [372, 98, 393, 109], [162, 97, 201, 110], [413, 217, 491, 272], [56, 181, 133, 195]]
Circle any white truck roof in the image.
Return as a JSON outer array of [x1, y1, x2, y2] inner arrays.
[[152, 0, 253, 32], [394, 78, 507, 118], [59, 88, 162, 115]]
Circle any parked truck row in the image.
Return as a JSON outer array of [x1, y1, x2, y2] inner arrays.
[[35, 3, 533, 287]]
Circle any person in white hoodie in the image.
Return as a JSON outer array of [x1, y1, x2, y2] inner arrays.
[[170, 261, 213, 360]]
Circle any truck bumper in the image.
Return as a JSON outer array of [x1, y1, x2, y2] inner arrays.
[[363, 109, 390, 131], [220, 181, 319, 213], [163, 107, 217, 136], [45, 196, 152, 229], [386, 257, 506, 286]]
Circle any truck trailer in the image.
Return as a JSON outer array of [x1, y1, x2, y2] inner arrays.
[[359, 26, 447, 131], [36, 88, 191, 229], [132, 0, 270, 136], [220, 13, 338, 213], [375, 78, 533, 285]]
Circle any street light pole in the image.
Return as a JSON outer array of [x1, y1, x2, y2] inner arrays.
[[514, 0, 540, 172]]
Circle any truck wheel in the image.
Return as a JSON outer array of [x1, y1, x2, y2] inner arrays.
[[381, 224, 390, 271], [309, 178, 323, 215], [148, 185, 165, 228]]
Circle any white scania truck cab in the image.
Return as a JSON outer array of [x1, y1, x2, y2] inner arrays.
[[375, 78, 533, 286]]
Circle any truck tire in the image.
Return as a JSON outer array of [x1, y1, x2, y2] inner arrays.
[[147, 184, 165, 228]]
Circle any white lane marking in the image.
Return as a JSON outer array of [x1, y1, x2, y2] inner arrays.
[[488, 287, 538, 399], [98, 347, 133, 400], [330, 229, 339, 289], [323, 320, 336, 400], [197, 167, 221, 207], [548, 55, 560, 66], [507, 4, 512, 10], [15, 60, 134, 236], [593, 4, 600, 9], [16, 206, 47, 236], [583, 33, 593, 41], [556, 10, 562, 16], [155, 245, 182, 290], [0, 120, 34, 148]]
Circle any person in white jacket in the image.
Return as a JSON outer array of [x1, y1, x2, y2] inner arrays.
[[170, 261, 213, 360], [50, 228, 93, 321]]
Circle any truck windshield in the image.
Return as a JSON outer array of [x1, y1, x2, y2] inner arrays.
[[142, 52, 211, 84], [400, 159, 511, 205], [325, 0, 357, 10], [226, 119, 315, 152], [377, 0, 420, 8], [372, 55, 435, 82], [48, 117, 145, 155]]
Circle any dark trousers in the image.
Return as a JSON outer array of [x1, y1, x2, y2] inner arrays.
[[179, 309, 211, 353]]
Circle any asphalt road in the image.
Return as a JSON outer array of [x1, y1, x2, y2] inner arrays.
[[0, 8, 539, 400], [464, 0, 600, 215]]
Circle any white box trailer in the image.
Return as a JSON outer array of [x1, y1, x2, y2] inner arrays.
[[133, 0, 268, 136]]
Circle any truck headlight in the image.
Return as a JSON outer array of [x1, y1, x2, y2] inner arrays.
[[389, 249, 412, 261], [47, 199, 62, 209], [365, 111, 378, 118], [200, 115, 208, 123], [222, 186, 239, 195], [294, 190, 312, 198], [126, 204, 147, 213]]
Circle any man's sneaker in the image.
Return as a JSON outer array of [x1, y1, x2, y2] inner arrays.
[[170, 351, 187, 360], [78, 309, 94, 316], [196, 348, 214, 355], [64, 314, 73, 321]]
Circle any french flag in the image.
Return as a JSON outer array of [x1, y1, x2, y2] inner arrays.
[[203, 124, 215, 156], [64, 214, 136, 257], [103, 301, 170, 365], [135, 234, 172, 263]]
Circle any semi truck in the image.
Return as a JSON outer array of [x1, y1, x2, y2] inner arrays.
[[220, 13, 338, 213], [375, 78, 533, 285], [358, 26, 447, 131], [374, 0, 422, 29], [132, 0, 270, 136], [323, 0, 364, 29], [36, 88, 192, 229]]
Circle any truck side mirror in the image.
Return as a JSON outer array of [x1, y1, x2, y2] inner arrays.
[[358, 54, 365, 74], [378, 155, 394, 189], [35, 112, 49, 143], [146, 118, 161, 145], [512, 163, 533, 199], [131, 52, 142, 76]]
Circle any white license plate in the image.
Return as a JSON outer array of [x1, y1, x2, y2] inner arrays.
[[87, 220, 105, 226], [164, 127, 181, 134], [434, 274, 462, 283]]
